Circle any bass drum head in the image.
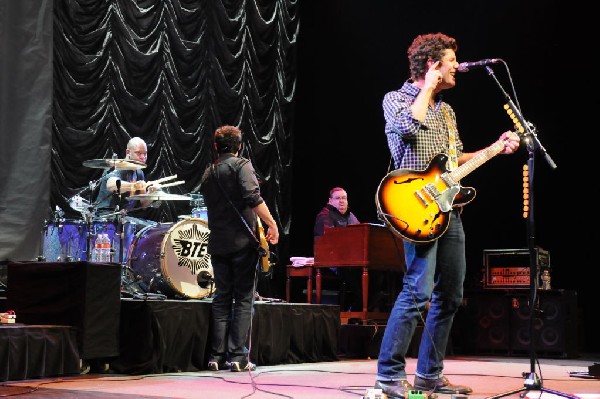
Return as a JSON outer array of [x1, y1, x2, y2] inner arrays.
[[162, 218, 213, 299], [128, 218, 214, 299]]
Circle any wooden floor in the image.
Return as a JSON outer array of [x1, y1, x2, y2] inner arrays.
[[1, 354, 598, 399]]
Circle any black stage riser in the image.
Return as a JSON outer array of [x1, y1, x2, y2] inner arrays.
[[3, 261, 340, 380]]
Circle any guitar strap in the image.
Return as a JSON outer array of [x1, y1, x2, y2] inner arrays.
[[210, 164, 266, 257], [442, 106, 464, 213], [442, 106, 459, 171]]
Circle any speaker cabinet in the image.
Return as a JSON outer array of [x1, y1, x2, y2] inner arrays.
[[454, 290, 579, 358], [510, 290, 578, 358], [456, 291, 510, 353]]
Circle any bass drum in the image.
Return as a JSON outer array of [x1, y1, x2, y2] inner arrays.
[[127, 218, 214, 299]]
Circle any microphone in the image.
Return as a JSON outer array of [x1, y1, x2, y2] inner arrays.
[[197, 270, 214, 289], [457, 58, 502, 72]]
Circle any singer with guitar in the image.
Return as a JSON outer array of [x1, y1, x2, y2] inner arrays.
[[373, 33, 520, 399], [200, 125, 279, 373]]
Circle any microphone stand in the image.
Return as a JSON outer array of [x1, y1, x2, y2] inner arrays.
[[484, 67, 573, 399]]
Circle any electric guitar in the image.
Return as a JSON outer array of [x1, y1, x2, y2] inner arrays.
[[256, 216, 271, 272], [376, 139, 508, 243]]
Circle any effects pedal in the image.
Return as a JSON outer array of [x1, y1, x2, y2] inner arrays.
[[407, 390, 428, 399], [363, 389, 430, 399], [363, 389, 387, 399]]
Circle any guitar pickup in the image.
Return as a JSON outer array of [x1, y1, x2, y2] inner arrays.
[[415, 190, 429, 207], [441, 173, 457, 187]]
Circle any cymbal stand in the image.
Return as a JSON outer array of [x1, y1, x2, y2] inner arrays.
[[483, 66, 571, 399], [83, 208, 95, 261], [115, 207, 127, 265], [114, 179, 125, 264], [83, 176, 108, 261]]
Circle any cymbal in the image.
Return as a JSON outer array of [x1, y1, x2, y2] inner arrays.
[[83, 158, 146, 170], [129, 192, 191, 201]]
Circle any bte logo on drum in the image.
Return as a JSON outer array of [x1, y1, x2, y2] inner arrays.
[[170, 222, 211, 274]]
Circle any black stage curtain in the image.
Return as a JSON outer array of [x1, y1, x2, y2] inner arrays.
[[112, 300, 339, 375], [112, 299, 212, 375], [0, 0, 53, 262], [251, 303, 339, 365], [0, 325, 80, 382], [51, 0, 298, 247]]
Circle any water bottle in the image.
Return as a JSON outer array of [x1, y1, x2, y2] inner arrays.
[[101, 233, 111, 262], [92, 234, 102, 262], [541, 269, 551, 290]]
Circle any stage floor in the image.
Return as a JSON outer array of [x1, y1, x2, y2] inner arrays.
[[1, 355, 599, 399]]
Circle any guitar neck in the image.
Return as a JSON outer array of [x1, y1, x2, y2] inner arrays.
[[449, 140, 505, 182]]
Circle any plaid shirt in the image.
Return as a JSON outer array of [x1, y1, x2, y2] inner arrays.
[[383, 81, 463, 170]]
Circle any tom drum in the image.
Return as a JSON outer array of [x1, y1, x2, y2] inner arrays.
[[127, 218, 214, 299], [41, 218, 137, 263]]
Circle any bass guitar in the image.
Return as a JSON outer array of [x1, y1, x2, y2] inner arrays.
[[256, 216, 271, 273], [376, 138, 508, 243]]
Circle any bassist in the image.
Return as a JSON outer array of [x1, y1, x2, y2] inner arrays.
[[200, 125, 279, 372]]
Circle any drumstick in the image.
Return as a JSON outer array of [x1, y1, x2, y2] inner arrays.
[[159, 180, 185, 188], [151, 175, 178, 184]]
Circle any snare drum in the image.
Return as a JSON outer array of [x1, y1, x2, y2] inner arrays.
[[127, 218, 214, 299]]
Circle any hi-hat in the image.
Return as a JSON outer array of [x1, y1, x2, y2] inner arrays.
[[129, 192, 191, 201], [83, 158, 146, 170]]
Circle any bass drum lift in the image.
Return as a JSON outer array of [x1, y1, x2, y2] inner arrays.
[[126, 218, 214, 299]]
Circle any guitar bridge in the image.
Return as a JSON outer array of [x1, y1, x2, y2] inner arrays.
[[422, 183, 440, 202]]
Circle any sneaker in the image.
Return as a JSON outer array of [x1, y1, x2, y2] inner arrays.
[[414, 375, 473, 394], [374, 379, 414, 399], [207, 360, 228, 371], [229, 361, 256, 372]]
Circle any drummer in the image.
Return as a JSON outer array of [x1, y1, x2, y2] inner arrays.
[[95, 137, 161, 214]]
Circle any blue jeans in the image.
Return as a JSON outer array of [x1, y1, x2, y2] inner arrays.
[[377, 209, 466, 381], [209, 246, 259, 364]]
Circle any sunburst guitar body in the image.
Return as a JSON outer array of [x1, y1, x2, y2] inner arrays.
[[376, 139, 507, 243]]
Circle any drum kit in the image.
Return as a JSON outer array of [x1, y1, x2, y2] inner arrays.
[[41, 157, 214, 299]]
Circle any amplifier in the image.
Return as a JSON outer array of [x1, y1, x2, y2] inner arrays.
[[483, 247, 550, 289]]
